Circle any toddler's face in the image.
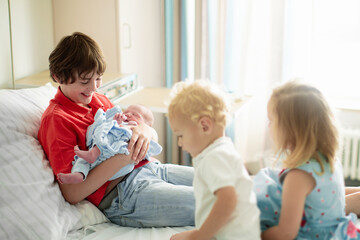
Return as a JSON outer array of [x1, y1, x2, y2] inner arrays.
[[169, 113, 205, 158]]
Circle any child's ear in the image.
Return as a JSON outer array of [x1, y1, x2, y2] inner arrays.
[[199, 116, 213, 134], [52, 74, 59, 83]]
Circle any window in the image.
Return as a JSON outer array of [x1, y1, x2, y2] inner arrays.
[[285, 0, 360, 104]]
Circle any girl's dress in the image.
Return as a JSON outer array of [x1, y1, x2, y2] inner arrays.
[[254, 153, 360, 239]]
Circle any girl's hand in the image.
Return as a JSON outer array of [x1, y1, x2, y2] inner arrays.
[[128, 122, 156, 161]]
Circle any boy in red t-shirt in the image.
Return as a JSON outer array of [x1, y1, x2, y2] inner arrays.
[[38, 32, 195, 227]]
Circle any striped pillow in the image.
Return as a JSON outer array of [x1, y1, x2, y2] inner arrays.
[[0, 83, 81, 239]]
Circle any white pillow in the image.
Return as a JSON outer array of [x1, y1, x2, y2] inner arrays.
[[0, 83, 83, 239], [72, 200, 110, 231]]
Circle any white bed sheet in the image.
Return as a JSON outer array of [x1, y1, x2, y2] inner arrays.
[[69, 221, 360, 240], [67, 223, 194, 240], [68, 199, 194, 240]]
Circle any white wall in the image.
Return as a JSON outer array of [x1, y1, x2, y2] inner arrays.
[[11, 0, 54, 80], [0, 0, 13, 89], [52, 0, 121, 73], [0, 0, 54, 89], [52, 0, 165, 82], [118, 0, 166, 162], [336, 110, 360, 129], [118, 0, 164, 87]]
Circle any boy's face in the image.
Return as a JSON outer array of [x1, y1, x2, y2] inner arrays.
[[59, 71, 102, 107], [169, 113, 207, 158]]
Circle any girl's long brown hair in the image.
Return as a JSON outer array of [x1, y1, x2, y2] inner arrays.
[[270, 81, 339, 173]]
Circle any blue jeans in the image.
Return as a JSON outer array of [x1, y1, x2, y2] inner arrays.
[[103, 160, 195, 227]]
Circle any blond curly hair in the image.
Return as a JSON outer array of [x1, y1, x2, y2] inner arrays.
[[168, 80, 230, 128]]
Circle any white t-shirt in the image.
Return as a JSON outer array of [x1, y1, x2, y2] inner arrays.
[[192, 136, 260, 240]]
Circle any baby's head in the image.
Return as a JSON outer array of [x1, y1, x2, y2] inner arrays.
[[268, 81, 338, 169], [123, 104, 154, 126], [168, 80, 229, 129]]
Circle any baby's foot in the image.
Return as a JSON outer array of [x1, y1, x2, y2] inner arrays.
[[74, 145, 80, 152], [57, 172, 84, 184], [74, 145, 98, 164]]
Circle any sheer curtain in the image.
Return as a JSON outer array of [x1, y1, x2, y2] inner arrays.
[[165, 0, 287, 168], [165, 0, 360, 169], [195, 0, 287, 171]]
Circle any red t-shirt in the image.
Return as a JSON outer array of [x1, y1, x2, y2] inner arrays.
[[38, 88, 148, 206]]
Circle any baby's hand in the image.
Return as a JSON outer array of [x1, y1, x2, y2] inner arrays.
[[114, 113, 127, 125]]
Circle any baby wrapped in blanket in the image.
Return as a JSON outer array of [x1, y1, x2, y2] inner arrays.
[[57, 104, 162, 184]]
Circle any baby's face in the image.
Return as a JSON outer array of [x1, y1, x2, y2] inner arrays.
[[123, 105, 152, 126]]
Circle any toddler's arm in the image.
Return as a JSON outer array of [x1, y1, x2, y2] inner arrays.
[[171, 186, 237, 240], [198, 186, 237, 238]]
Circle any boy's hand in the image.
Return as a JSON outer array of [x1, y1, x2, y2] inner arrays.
[[128, 122, 152, 161]]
